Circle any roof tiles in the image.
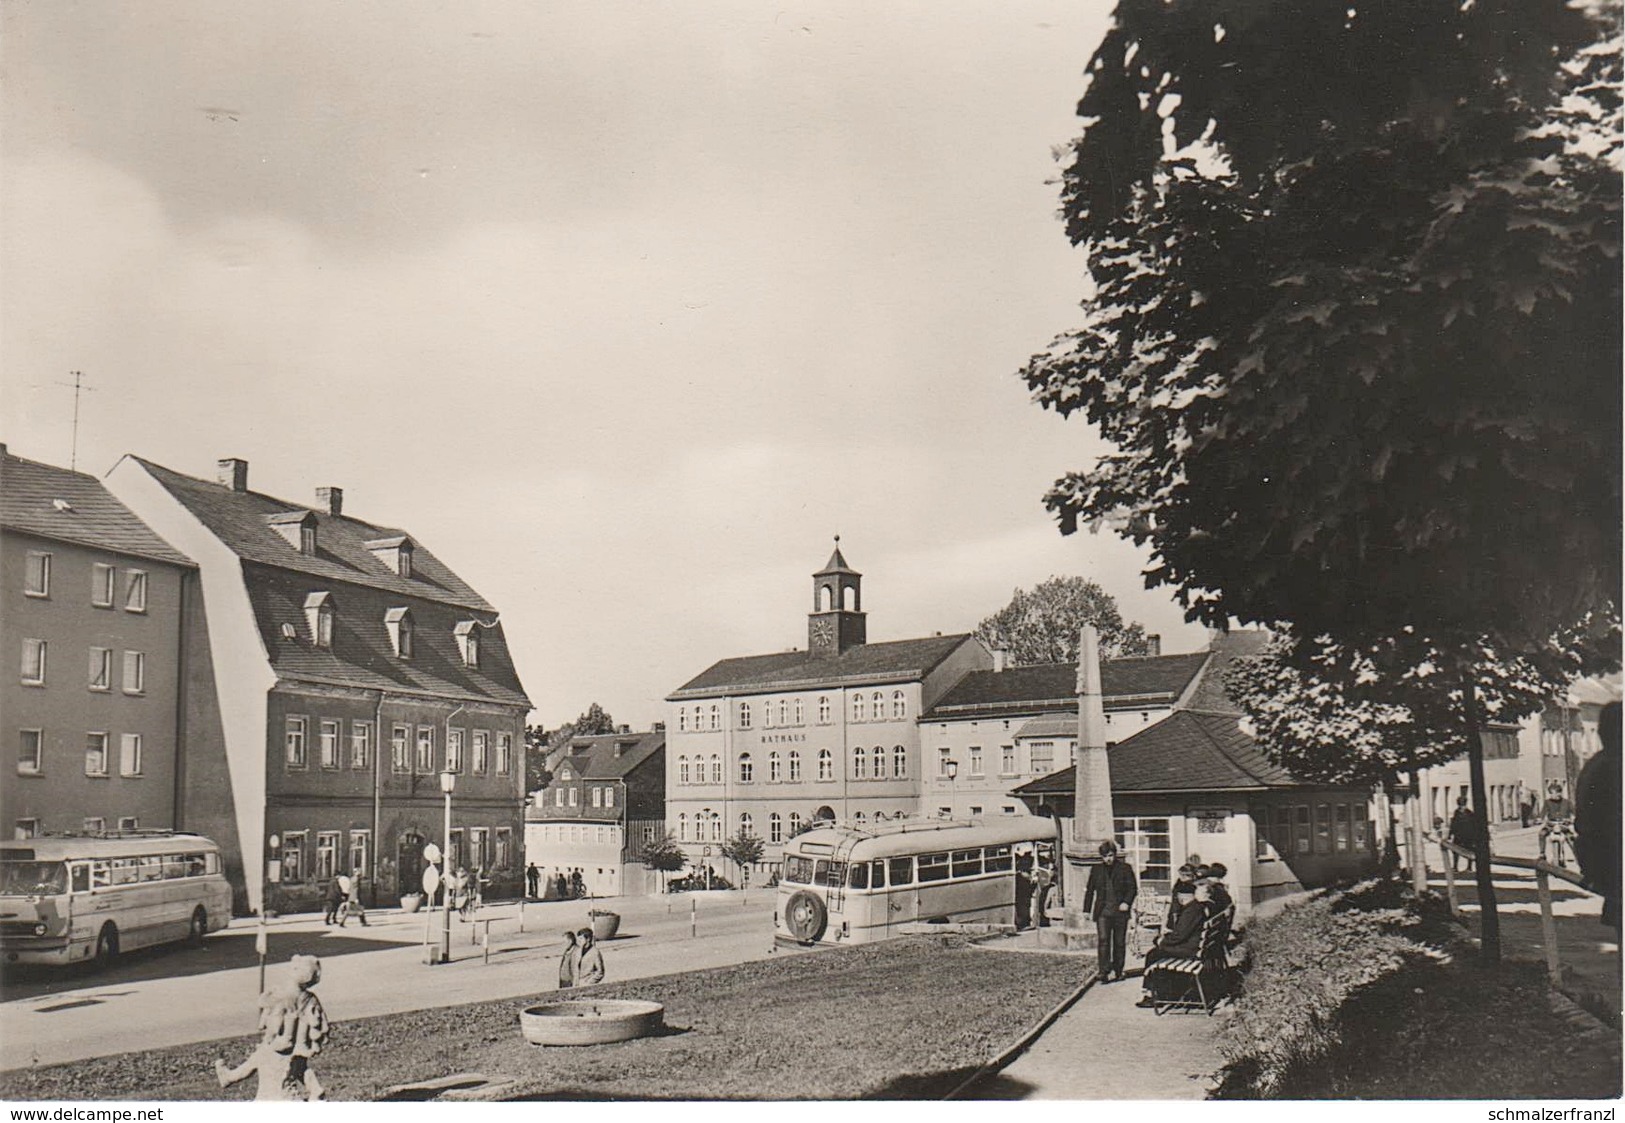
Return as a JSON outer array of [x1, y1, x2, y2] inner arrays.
[[1, 449, 192, 566], [670, 633, 975, 696]]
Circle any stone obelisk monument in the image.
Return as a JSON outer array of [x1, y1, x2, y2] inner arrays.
[[1062, 624, 1116, 930]]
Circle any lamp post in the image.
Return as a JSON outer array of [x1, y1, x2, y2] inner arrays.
[[439, 770, 455, 965], [260, 833, 280, 993]]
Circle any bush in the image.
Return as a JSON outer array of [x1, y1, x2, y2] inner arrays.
[[1216, 878, 1464, 1096]]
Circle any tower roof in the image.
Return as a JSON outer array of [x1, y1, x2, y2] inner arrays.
[[815, 536, 860, 577]]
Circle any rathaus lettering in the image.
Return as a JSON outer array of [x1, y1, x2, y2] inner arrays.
[[760, 733, 807, 744]]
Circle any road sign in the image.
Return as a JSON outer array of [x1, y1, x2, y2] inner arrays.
[[423, 842, 442, 864], [421, 866, 442, 895], [703, 846, 712, 857]]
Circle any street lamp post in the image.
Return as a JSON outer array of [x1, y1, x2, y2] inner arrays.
[[440, 770, 455, 965]]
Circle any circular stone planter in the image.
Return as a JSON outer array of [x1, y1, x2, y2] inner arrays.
[[520, 1000, 665, 1046], [589, 911, 621, 941], [399, 893, 424, 914]]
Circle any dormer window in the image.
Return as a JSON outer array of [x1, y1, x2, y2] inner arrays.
[[268, 510, 318, 555], [385, 607, 414, 658], [454, 621, 480, 667], [366, 535, 415, 578], [304, 592, 336, 648]]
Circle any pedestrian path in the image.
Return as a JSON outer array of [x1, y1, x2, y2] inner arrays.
[[971, 974, 1223, 1099]]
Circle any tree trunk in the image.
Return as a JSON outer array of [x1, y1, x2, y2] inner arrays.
[[1408, 773, 1428, 895], [1461, 667, 1501, 964]]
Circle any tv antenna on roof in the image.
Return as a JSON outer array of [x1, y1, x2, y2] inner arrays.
[[55, 371, 96, 471]]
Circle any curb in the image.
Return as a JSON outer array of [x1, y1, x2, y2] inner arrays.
[[1548, 988, 1622, 1051], [941, 967, 1100, 1100]]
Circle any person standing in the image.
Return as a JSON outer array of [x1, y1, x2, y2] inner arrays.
[[322, 878, 346, 926], [1448, 795, 1482, 873], [574, 928, 605, 985], [526, 862, 541, 900], [1013, 853, 1033, 930], [1575, 701, 1621, 937], [1083, 841, 1138, 982], [1030, 859, 1055, 929], [557, 930, 579, 989]]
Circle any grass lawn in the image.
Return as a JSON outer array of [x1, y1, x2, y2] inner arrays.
[[0, 936, 1089, 1101]]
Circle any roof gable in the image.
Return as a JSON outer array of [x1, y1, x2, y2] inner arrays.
[[1, 449, 191, 566]]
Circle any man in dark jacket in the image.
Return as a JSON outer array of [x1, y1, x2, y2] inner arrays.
[[1448, 795, 1483, 873], [1083, 840, 1138, 982], [1138, 883, 1210, 1006], [1575, 701, 1621, 937]]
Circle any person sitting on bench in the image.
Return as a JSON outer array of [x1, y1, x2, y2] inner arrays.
[[1138, 882, 1210, 1006]]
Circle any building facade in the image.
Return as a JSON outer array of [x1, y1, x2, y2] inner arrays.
[[523, 728, 665, 898], [3, 446, 195, 840], [107, 455, 530, 913], [665, 545, 992, 870]]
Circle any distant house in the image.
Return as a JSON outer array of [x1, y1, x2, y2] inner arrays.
[[2, 445, 194, 840], [524, 729, 665, 898], [107, 456, 531, 913]]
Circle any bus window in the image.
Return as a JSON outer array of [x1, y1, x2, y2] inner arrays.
[[140, 856, 165, 882], [815, 861, 846, 888], [91, 861, 112, 889], [849, 863, 868, 889], [110, 858, 140, 886], [783, 855, 814, 884], [985, 845, 1013, 873], [71, 864, 89, 893], [204, 852, 221, 875], [163, 856, 187, 879], [951, 849, 983, 878], [185, 854, 207, 877], [870, 859, 886, 888], [0, 861, 67, 896], [918, 852, 950, 882], [888, 857, 914, 886]]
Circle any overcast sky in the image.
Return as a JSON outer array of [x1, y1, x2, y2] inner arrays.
[[2, 1, 1212, 729]]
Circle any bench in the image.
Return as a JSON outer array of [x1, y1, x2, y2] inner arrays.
[[1146, 905, 1241, 1015]]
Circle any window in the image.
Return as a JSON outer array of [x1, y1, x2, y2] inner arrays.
[[281, 833, 306, 882], [14, 819, 40, 840], [709, 705, 720, 730], [416, 726, 435, 772], [386, 608, 414, 658], [91, 563, 115, 607], [870, 748, 883, 779], [592, 786, 603, 808], [391, 725, 410, 773], [1113, 816, 1172, 883], [1029, 741, 1055, 774], [710, 812, 723, 842], [768, 751, 781, 782], [872, 692, 884, 720], [349, 831, 370, 879], [788, 751, 802, 782], [968, 806, 983, 817], [853, 811, 867, 827], [316, 832, 340, 879], [778, 700, 788, 726], [892, 691, 906, 720], [568, 786, 579, 806], [740, 812, 754, 837], [496, 732, 512, 775], [605, 786, 615, 808], [120, 650, 145, 695], [24, 551, 50, 598], [853, 746, 866, 778], [918, 851, 951, 882], [554, 787, 565, 807], [320, 720, 340, 769], [89, 647, 112, 691], [301, 524, 318, 556], [739, 753, 753, 782], [852, 694, 865, 722], [125, 570, 148, 612], [85, 732, 109, 776], [679, 709, 688, 733], [351, 722, 373, 769], [738, 701, 752, 729], [456, 623, 480, 668], [20, 638, 46, 685], [1315, 803, 1333, 854], [1001, 744, 1016, 775], [678, 814, 688, 841], [762, 698, 775, 728], [818, 696, 830, 724], [769, 812, 783, 842], [495, 828, 512, 869], [969, 746, 984, 776], [678, 755, 690, 784], [447, 728, 465, 772], [788, 811, 803, 836], [818, 749, 833, 781], [952, 849, 983, 878], [84, 817, 106, 833], [710, 754, 723, 784], [469, 827, 489, 869], [119, 733, 142, 776], [473, 730, 489, 773], [794, 698, 804, 725], [1294, 805, 1312, 855], [893, 745, 907, 778], [938, 748, 953, 777], [449, 828, 465, 868], [889, 856, 914, 885], [18, 730, 42, 775], [286, 717, 308, 768]]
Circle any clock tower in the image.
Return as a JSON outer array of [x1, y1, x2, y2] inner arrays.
[[809, 537, 866, 657]]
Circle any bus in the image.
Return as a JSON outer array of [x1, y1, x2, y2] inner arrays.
[[774, 817, 1061, 947], [0, 832, 232, 966]]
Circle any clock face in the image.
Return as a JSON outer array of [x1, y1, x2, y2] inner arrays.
[[811, 619, 833, 647]]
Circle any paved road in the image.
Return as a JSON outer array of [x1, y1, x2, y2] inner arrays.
[[0, 891, 776, 1071]]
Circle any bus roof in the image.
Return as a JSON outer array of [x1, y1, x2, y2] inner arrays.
[[0, 833, 220, 861], [786, 817, 1060, 860]]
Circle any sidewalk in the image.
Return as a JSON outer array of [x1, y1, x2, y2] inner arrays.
[[971, 974, 1223, 1099]]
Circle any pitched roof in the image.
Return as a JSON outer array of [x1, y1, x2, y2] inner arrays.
[[670, 633, 975, 697], [923, 652, 1210, 718], [1, 448, 192, 566], [132, 458, 492, 611], [1012, 709, 1305, 796], [1182, 630, 1272, 713], [816, 542, 859, 576], [554, 730, 665, 780]]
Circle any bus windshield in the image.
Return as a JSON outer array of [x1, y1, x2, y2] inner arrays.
[[0, 860, 68, 896]]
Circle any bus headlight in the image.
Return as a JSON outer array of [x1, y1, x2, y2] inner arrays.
[[32, 923, 47, 936]]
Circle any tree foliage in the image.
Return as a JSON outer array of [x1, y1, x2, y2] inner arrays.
[[720, 832, 766, 880], [525, 703, 619, 793], [1025, 0, 1620, 653], [975, 575, 1151, 666], [637, 833, 688, 874]]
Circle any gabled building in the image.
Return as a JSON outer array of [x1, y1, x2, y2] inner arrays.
[[665, 544, 991, 866], [107, 456, 531, 913], [919, 648, 1211, 819], [2, 445, 194, 840], [524, 728, 665, 898]]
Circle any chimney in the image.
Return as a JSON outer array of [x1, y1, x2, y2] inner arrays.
[[217, 458, 249, 491], [617, 724, 631, 735], [992, 649, 1009, 673], [316, 486, 343, 516], [1146, 634, 1161, 657], [651, 721, 666, 734]]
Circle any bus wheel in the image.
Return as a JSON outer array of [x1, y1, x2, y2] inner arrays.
[[784, 890, 827, 943], [188, 906, 208, 945], [94, 923, 120, 966]]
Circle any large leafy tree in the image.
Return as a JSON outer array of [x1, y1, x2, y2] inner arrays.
[[1025, 0, 1621, 960], [975, 575, 1151, 666]]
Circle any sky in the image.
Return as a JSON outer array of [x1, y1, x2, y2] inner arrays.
[[2, 1, 1212, 729]]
